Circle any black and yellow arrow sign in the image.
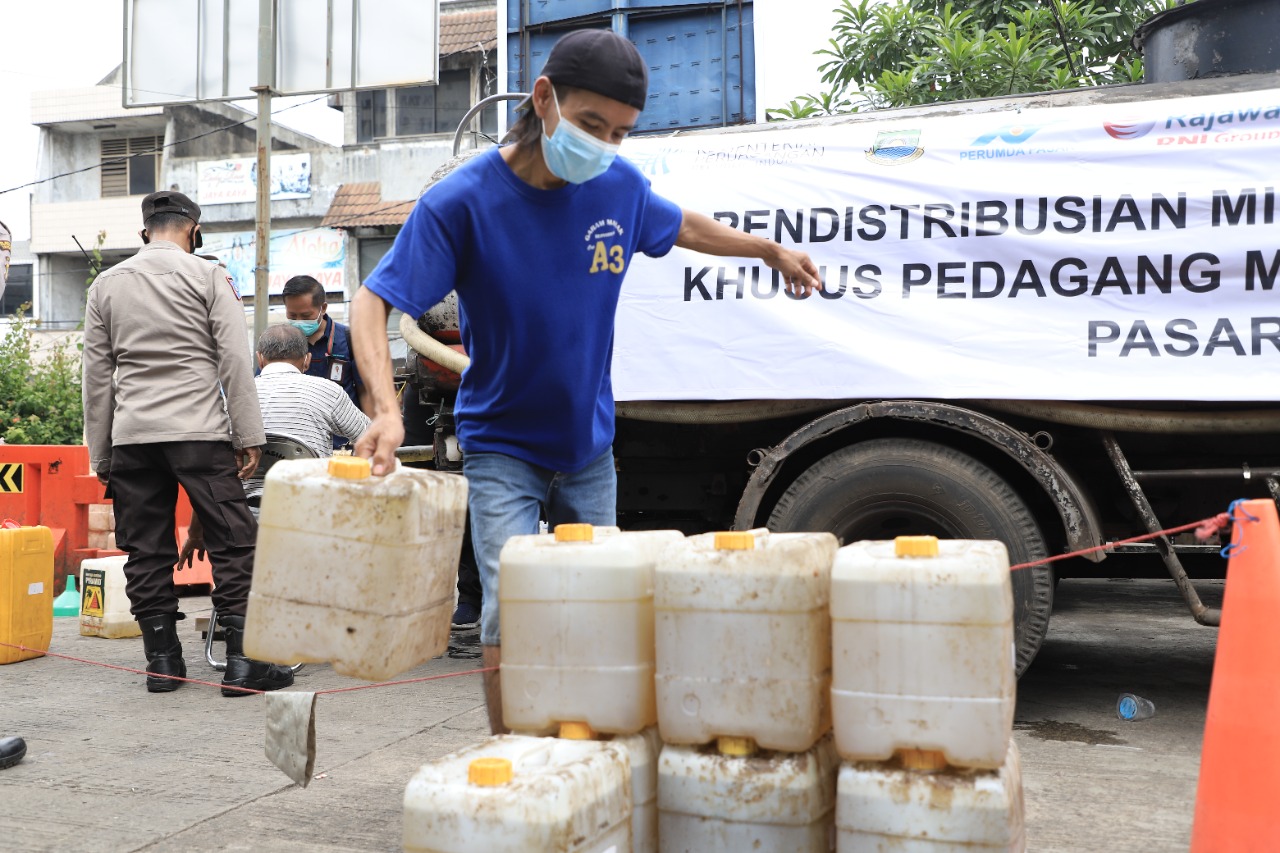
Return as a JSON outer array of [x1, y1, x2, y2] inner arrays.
[[0, 462, 23, 493]]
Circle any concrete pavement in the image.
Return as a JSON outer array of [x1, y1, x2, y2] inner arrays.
[[0, 577, 1220, 851]]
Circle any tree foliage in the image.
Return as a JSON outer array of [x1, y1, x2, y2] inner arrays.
[[769, 0, 1176, 119], [0, 307, 83, 446]]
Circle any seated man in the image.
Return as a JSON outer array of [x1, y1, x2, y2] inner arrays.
[[245, 323, 372, 510], [183, 325, 370, 558]]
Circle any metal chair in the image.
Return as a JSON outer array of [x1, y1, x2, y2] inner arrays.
[[205, 433, 319, 673]]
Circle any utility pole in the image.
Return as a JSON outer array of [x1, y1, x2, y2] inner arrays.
[[252, 0, 276, 342]]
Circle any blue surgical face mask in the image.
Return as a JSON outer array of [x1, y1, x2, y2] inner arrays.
[[290, 317, 322, 337], [540, 88, 621, 184]]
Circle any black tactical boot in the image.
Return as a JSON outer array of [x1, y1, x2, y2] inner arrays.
[[138, 613, 187, 693], [218, 614, 294, 698]]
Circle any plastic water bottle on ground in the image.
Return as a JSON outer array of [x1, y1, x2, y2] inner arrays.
[[1117, 693, 1155, 721]]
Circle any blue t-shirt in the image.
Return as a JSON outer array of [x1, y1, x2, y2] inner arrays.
[[364, 147, 683, 472]]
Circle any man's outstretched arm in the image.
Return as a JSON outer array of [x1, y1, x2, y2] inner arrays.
[[675, 210, 821, 298]]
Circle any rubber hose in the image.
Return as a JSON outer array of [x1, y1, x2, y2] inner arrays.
[[976, 399, 1280, 434], [399, 313, 470, 375]]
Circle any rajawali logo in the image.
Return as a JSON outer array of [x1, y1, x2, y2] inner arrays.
[[866, 130, 924, 165], [1103, 119, 1156, 140]]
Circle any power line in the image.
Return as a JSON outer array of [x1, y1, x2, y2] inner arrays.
[[3, 44, 495, 200], [0, 95, 329, 199]]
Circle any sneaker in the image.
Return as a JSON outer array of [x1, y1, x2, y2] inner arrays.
[[451, 601, 481, 629]]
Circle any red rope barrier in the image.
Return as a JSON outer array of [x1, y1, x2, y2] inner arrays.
[[1009, 511, 1231, 571], [0, 640, 494, 696]]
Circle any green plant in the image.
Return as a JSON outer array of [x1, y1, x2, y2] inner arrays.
[[0, 305, 83, 445], [773, 0, 1176, 115], [85, 229, 106, 287]]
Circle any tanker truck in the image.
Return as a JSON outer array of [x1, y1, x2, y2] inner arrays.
[[397, 9, 1280, 675]]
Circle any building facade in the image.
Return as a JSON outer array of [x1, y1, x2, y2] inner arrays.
[[28, 0, 497, 339]]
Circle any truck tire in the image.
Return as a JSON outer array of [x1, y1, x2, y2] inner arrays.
[[766, 437, 1053, 676]]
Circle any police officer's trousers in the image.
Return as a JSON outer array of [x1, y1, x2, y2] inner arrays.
[[108, 441, 256, 620]]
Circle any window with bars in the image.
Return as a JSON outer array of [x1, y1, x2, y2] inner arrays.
[[100, 136, 162, 198]]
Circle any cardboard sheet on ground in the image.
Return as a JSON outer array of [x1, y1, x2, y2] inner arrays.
[[265, 691, 317, 787]]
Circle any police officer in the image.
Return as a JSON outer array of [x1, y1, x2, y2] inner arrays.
[[82, 191, 295, 697]]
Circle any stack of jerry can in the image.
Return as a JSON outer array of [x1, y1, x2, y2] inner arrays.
[[499, 523, 683, 853], [655, 529, 839, 851], [831, 535, 1026, 851]]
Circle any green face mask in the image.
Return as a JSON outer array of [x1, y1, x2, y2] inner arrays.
[[290, 317, 322, 337]]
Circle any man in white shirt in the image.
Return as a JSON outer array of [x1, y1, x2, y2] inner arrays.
[[246, 323, 371, 507]]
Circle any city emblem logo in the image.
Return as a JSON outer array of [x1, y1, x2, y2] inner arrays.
[[866, 130, 924, 165]]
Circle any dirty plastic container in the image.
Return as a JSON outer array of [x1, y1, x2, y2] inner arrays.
[[245, 457, 468, 681], [831, 536, 1014, 770], [656, 529, 837, 752], [836, 742, 1025, 851], [658, 735, 837, 852], [79, 555, 140, 639], [403, 734, 633, 853], [0, 525, 54, 665], [559, 723, 661, 853], [501, 524, 684, 735], [614, 727, 661, 853]]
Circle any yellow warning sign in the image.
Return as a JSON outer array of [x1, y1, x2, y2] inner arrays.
[[82, 568, 105, 618], [0, 462, 22, 493]]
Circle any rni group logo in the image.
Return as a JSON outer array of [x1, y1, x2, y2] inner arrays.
[[1103, 119, 1156, 140]]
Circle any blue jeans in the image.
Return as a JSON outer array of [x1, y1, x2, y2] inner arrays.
[[463, 450, 617, 645]]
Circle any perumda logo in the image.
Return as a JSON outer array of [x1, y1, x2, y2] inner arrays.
[[1103, 119, 1157, 140]]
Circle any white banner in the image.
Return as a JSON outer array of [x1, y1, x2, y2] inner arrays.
[[197, 153, 312, 205], [615, 87, 1280, 402]]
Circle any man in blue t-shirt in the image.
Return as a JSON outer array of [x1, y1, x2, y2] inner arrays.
[[352, 30, 819, 733]]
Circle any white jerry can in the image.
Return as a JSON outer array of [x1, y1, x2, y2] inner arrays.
[[656, 529, 837, 752], [658, 735, 838, 852], [78, 555, 140, 639], [836, 742, 1026, 852], [403, 734, 633, 853], [245, 457, 467, 681], [501, 524, 684, 735], [831, 536, 1015, 770]]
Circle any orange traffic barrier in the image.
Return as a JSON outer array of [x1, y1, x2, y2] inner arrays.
[[0, 445, 213, 593], [1191, 498, 1280, 850]]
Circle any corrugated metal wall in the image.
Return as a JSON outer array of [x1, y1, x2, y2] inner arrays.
[[507, 1, 755, 132]]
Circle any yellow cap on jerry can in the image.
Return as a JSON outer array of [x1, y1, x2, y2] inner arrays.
[[894, 535, 940, 557], [468, 757, 513, 786], [558, 721, 596, 740], [899, 748, 948, 771], [328, 456, 371, 480], [554, 524, 594, 543], [713, 531, 756, 551], [717, 736, 759, 757]]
